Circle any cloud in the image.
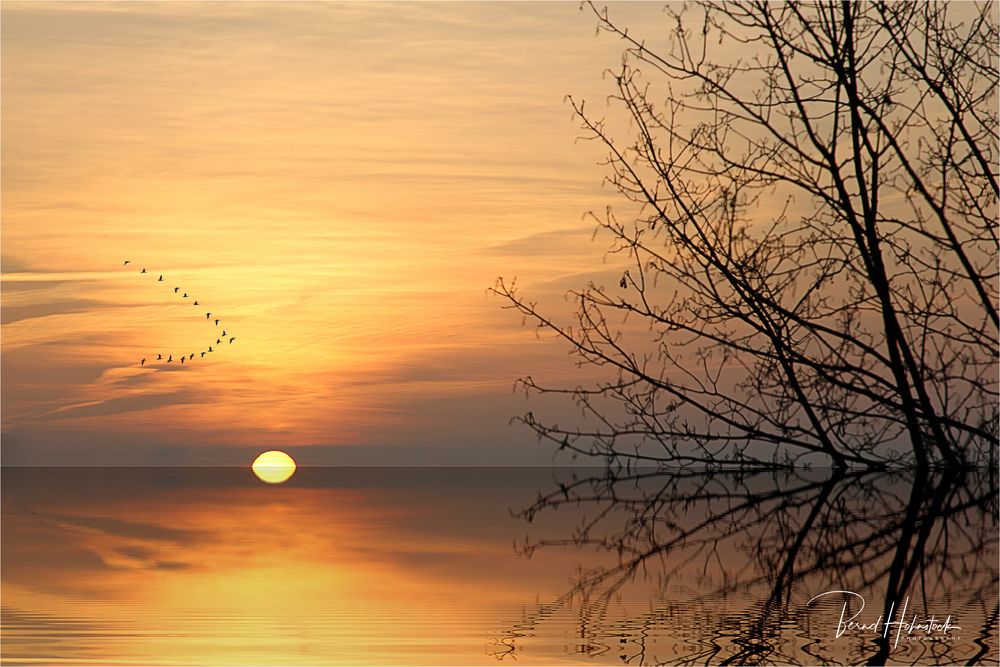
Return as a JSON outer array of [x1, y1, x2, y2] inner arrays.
[[485, 227, 596, 257], [38, 391, 197, 421], [1, 298, 119, 325], [1, 0, 660, 465]]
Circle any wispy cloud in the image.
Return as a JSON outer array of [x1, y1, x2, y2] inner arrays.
[[1, 1, 666, 464]]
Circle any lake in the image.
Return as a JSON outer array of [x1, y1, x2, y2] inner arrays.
[[3, 467, 996, 665]]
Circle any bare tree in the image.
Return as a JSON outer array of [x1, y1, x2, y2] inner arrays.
[[494, 1, 998, 469]]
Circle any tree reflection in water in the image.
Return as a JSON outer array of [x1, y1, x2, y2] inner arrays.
[[491, 469, 997, 665]]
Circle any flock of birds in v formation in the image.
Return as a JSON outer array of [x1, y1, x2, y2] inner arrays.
[[123, 260, 236, 367]]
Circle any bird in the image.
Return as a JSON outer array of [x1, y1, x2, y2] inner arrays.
[[221, 330, 226, 336], [216, 338, 221, 344], [200, 352, 205, 358], [208, 346, 213, 352], [167, 355, 173, 362], [123, 260, 131, 266], [182, 293, 188, 298], [619, 275, 627, 289], [214, 319, 219, 326], [181, 357, 185, 364], [229, 337, 235, 344], [190, 352, 195, 359], [157, 353, 162, 360], [206, 312, 211, 319], [174, 287, 179, 293], [140, 268, 146, 273], [158, 275, 163, 281], [141, 358, 146, 366], [193, 300, 199, 305]]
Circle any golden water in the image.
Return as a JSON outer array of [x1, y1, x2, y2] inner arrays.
[[3, 467, 996, 665]]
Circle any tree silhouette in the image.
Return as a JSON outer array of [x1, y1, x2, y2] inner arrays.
[[494, 2, 997, 469]]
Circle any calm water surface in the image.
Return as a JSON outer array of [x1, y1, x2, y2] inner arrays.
[[2, 467, 996, 665]]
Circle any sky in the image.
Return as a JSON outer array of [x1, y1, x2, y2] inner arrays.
[[2, 1, 665, 466]]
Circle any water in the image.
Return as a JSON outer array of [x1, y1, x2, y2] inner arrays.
[[3, 467, 997, 665]]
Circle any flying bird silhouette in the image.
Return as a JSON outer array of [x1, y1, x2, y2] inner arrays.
[[229, 337, 235, 343], [122, 262, 241, 366]]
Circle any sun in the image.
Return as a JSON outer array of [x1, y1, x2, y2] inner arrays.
[[251, 450, 297, 484]]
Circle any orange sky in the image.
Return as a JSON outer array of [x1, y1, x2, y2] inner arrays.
[[1, 2, 664, 465]]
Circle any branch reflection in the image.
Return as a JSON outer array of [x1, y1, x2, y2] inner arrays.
[[492, 469, 998, 665]]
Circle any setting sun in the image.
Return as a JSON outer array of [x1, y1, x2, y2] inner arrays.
[[251, 450, 297, 484]]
